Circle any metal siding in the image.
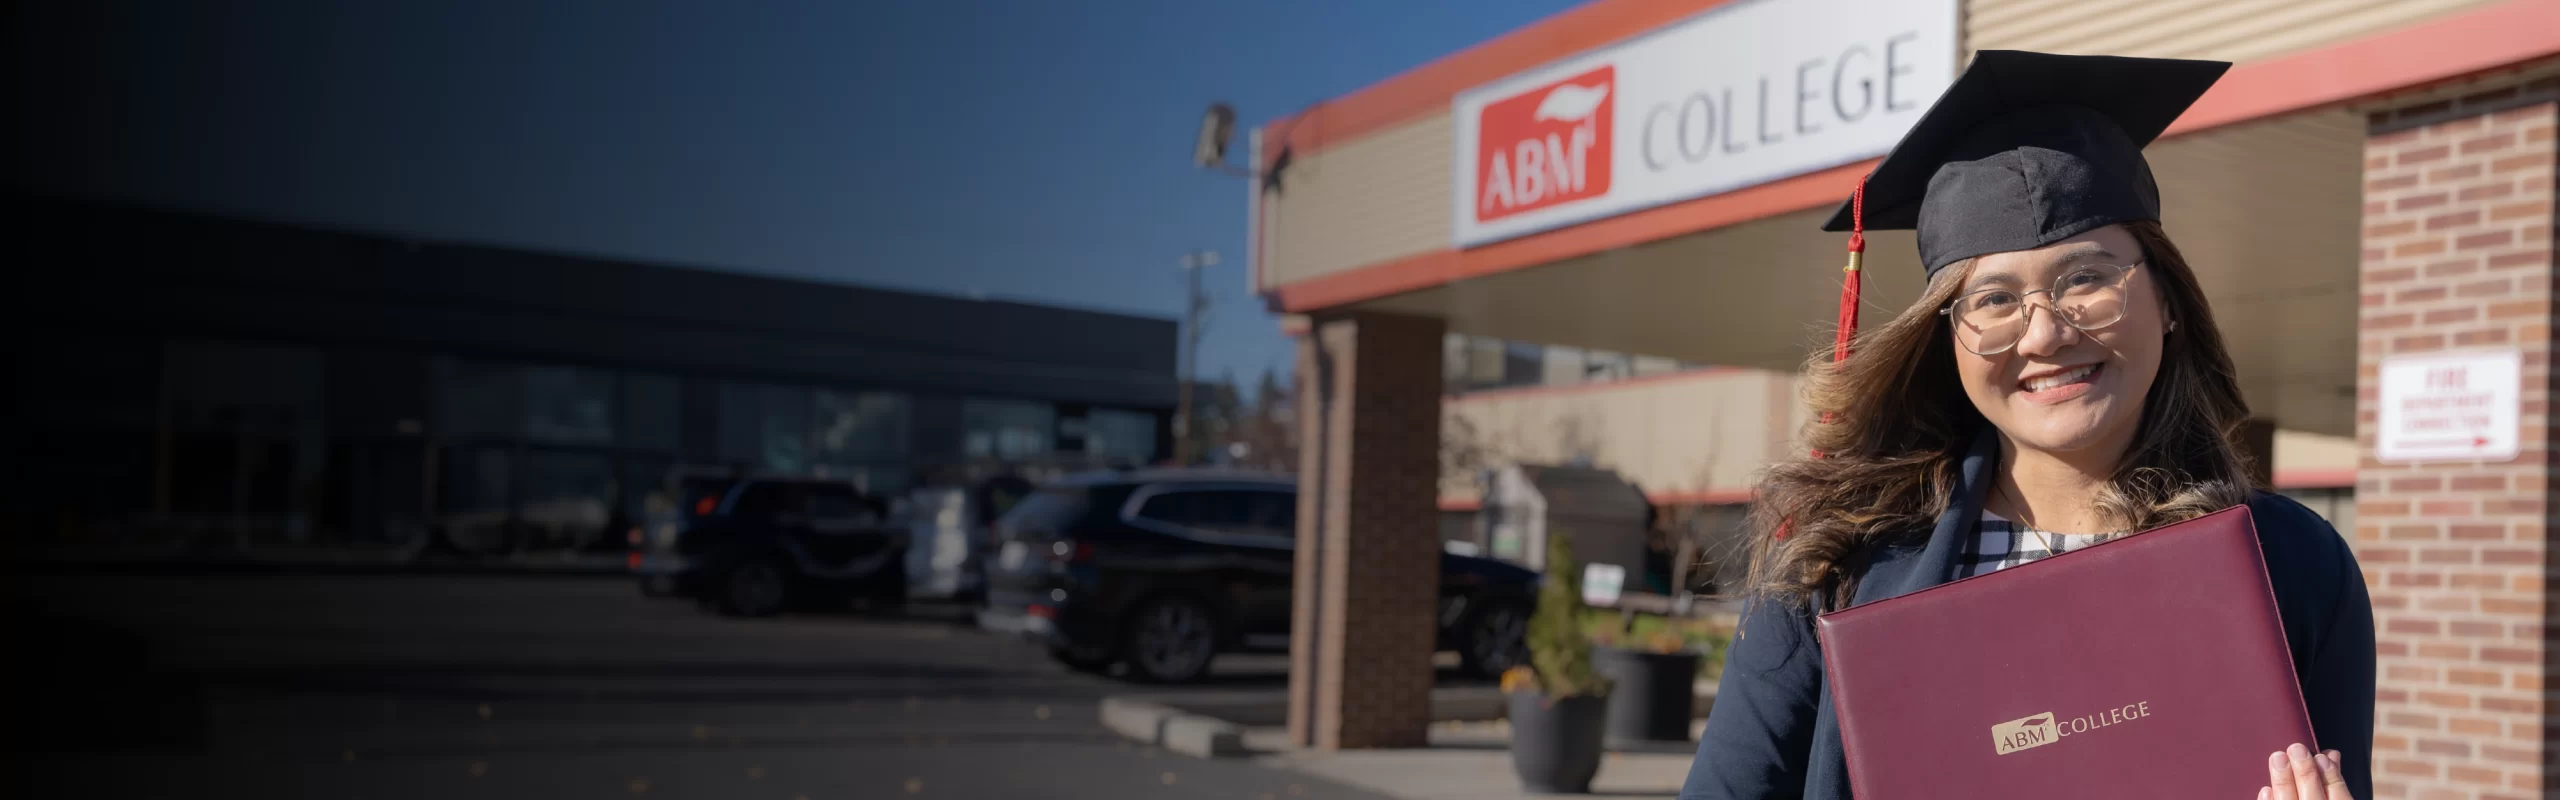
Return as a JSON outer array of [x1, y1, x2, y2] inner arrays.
[[1262, 112, 1453, 288], [1965, 0, 2500, 63]]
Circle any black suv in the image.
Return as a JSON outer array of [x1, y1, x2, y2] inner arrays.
[[635, 474, 905, 617], [977, 470, 1536, 683]]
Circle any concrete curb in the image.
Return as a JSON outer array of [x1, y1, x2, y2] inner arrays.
[[1098, 696, 1245, 758], [1162, 714, 1249, 757]]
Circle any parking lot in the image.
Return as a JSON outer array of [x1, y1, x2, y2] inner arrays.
[[10, 574, 1394, 800]]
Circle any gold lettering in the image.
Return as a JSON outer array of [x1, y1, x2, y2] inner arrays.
[[2137, 701, 2150, 717]]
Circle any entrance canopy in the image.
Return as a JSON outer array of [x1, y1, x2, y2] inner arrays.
[[1251, 0, 2560, 442], [1355, 108, 2366, 437]]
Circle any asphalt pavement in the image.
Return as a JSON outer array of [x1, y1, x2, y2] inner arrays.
[[8, 574, 1396, 800]]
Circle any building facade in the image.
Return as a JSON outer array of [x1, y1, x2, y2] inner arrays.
[[16, 199, 1174, 560], [1258, 0, 2560, 794]]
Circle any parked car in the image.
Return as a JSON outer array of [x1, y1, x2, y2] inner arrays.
[[976, 470, 1536, 683], [633, 473, 905, 617]]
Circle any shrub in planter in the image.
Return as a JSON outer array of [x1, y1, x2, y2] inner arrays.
[[1503, 532, 1611, 794]]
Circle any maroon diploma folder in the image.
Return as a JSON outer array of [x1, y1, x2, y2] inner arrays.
[[1815, 505, 2314, 798]]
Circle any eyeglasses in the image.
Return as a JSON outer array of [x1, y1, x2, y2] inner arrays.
[[1938, 262, 2144, 356]]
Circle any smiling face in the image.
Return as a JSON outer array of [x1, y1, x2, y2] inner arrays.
[[1949, 224, 2166, 464]]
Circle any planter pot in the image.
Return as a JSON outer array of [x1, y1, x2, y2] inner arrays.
[[1592, 647, 1703, 745], [1508, 689, 1609, 794]]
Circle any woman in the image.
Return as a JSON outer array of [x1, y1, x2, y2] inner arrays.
[[1678, 52, 2373, 799]]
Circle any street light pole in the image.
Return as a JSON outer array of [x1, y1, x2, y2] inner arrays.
[[1176, 249, 1220, 465]]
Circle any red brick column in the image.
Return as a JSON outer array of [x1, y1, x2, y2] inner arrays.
[[1289, 310, 1444, 749], [2358, 92, 2556, 799]]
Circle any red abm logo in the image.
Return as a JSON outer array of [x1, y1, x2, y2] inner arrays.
[[1476, 65, 1615, 223]]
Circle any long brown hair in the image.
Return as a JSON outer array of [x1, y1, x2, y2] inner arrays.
[[1743, 220, 2256, 609]]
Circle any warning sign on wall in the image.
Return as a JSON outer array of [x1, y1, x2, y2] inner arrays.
[[2377, 349, 2521, 463]]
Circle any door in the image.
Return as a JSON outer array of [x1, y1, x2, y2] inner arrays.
[[799, 482, 894, 575], [1226, 488, 1298, 644], [1127, 486, 1298, 645], [725, 480, 809, 561]]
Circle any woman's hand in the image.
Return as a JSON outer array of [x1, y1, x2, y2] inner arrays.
[[2257, 743, 2352, 800]]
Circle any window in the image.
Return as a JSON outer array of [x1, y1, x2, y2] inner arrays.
[[815, 390, 910, 466], [621, 373, 681, 452], [523, 365, 616, 445], [1086, 409, 1158, 461], [431, 357, 520, 439], [1581, 350, 1634, 383], [1135, 491, 1201, 528], [517, 450, 616, 539], [1239, 490, 1295, 538], [1137, 489, 1293, 541], [440, 447, 513, 513], [963, 398, 1055, 459], [1500, 342, 1544, 388], [719, 383, 812, 472]]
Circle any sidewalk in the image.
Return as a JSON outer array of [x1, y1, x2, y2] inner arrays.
[[1101, 685, 1711, 799], [1247, 719, 1701, 800]]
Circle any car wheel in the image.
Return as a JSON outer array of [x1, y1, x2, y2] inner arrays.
[[718, 559, 791, 618], [1458, 601, 1531, 679], [1120, 596, 1219, 684]]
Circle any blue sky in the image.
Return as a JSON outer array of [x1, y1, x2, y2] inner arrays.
[[14, 0, 1588, 387]]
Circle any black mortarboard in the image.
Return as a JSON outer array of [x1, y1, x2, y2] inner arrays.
[[1820, 51, 2230, 276]]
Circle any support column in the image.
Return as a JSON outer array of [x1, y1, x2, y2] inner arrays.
[[2357, 88, 2556, 799], [2238, 417, 2278, 489], [1289, 310, 1444, 749]]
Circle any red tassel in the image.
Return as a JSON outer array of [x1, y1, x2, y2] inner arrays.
[[1804, 178, 1868, 463], [1783, 177, 1869, 542], [1833, 177, 1868, 365]]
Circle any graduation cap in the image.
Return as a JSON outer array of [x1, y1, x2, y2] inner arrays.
[[1813, 50, 2229, 366], [1792, 50, 2227, 467]]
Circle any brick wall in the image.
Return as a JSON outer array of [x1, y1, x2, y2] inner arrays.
[[1290, 311, 1445, 749], [2357, 93, 2556, 799]]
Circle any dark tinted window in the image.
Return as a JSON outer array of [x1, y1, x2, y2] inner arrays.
[[1135, 491, 1203, 528], [1240, 490, 1295, 537], [1140, 488, 1293, 539]]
